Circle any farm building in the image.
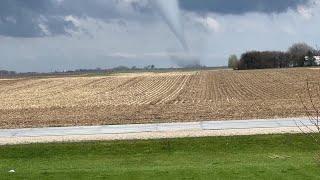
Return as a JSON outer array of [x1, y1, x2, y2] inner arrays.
[[304, 56, 320, 66]]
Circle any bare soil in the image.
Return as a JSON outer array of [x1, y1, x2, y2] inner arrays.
[[1, 68, 320, 129]]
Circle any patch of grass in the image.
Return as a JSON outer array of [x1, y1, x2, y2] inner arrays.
[[0, 134, 319, 179]]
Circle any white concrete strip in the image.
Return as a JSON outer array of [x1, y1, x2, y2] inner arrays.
[[201, 118, 314, 130], [0, 117, 317, 145]]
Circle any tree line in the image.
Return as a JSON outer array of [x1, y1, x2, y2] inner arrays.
[[228, 43, 319, 70]]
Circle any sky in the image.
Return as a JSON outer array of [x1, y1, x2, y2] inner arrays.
[[0, 0, 319, 72]]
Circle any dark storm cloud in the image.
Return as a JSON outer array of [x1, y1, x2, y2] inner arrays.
[[55, 0, 152, 21], [179, 0, 310, 14], [0, 0, 148, 37], [0, 0, 76, 37], [0, 0, 312, 37]]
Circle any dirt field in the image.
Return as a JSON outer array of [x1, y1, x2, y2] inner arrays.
[[1, 68, 320, 129]]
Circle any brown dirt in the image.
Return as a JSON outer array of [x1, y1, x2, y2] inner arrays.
[[1, 68, 320, 129]]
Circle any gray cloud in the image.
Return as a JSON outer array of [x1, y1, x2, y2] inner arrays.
[[0, 0, 76, 37], [0, 0, 151, 37], [179, 0, 310, 14], [0, 0, 312, 38]]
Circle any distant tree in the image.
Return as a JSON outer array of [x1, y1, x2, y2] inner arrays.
[[0, 70, 16, 76], [113, 66, 130, 71], [288, 43, 315, 67], [144, 65, 156, 70], [228, 54, 238, 70], [238, 51, 290, 70]]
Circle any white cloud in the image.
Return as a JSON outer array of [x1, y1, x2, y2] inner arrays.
[[110, 52, 138, 59], [65, 15, 81, 27], [206, 17, 221, 32], [38, 24, 51, 36], [191, 14, 221, 33], [297, 5, 313, 19]]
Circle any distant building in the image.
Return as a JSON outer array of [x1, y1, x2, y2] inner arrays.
[[315, 56, 320, 65], [304, 56, 320, 66]]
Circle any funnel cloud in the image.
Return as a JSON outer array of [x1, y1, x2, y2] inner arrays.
[[152, 0, 202, 67], [151, 0, 189, 51]]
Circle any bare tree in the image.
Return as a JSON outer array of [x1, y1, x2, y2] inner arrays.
[[288, 43, 315, 67], [228, 54, 238, 70], [297, 80, 320, 143]]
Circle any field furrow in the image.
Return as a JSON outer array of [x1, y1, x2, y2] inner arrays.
[[2, 68, 320, 128]]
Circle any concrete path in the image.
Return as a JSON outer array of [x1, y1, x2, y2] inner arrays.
[[0, 117, 317, 145]]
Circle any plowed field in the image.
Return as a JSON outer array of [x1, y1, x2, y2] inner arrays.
[[1, 68, 320, 128]]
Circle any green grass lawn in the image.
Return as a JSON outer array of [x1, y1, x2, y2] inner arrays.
[[1, 134, 320, 180]]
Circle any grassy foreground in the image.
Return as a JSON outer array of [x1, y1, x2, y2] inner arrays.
[[1, 134, 320, 179]]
